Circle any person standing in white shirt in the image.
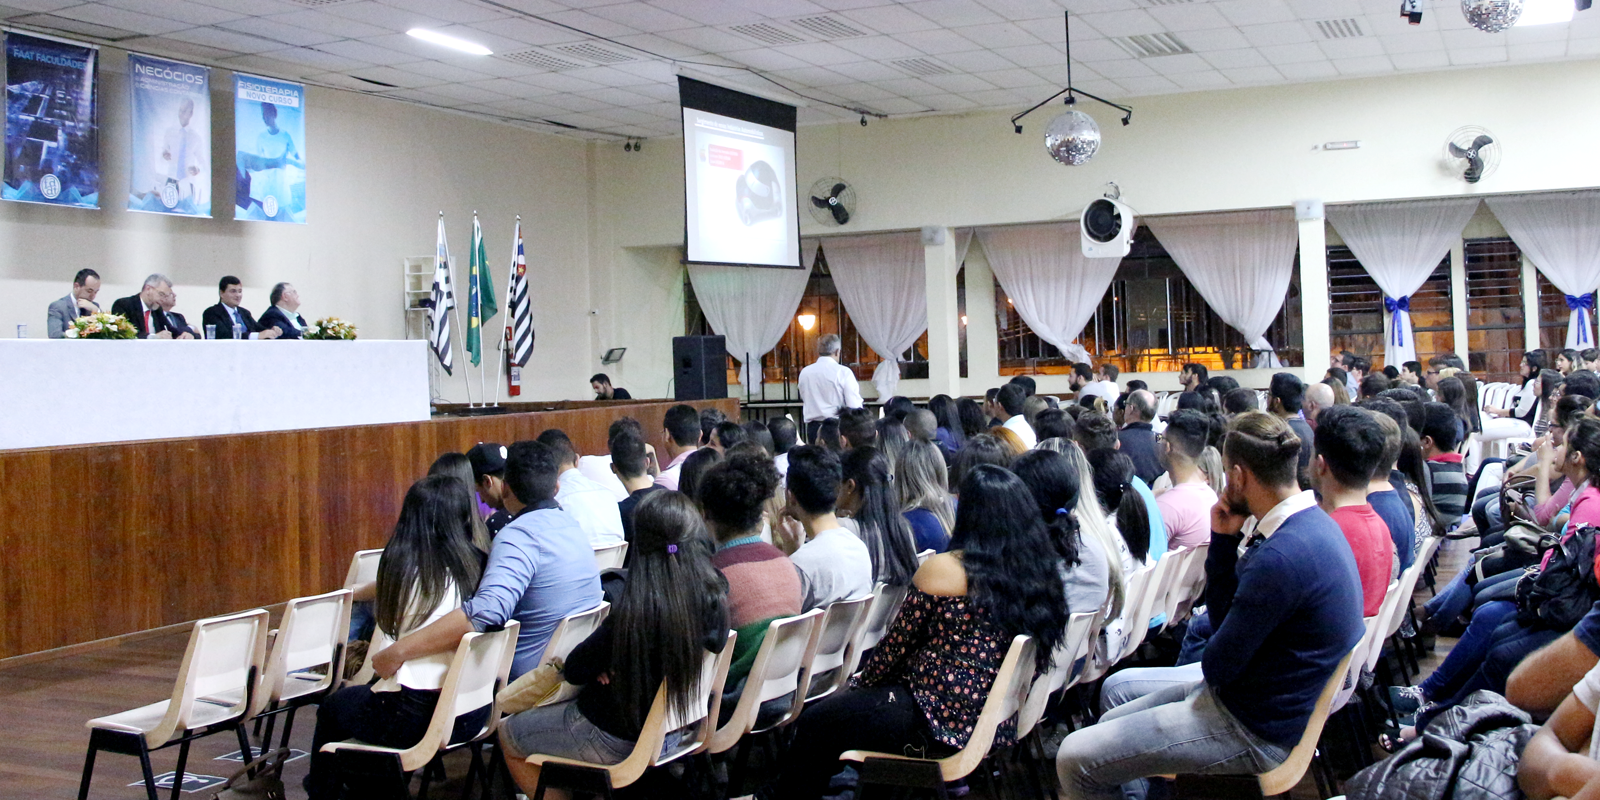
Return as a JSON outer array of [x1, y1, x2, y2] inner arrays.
[[994, 383, 1037, 450], [798, 334, 864, 444], [783, 445, 873, 611], [538, 429, 625, 546]]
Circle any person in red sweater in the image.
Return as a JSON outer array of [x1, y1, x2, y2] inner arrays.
[[1312, 405, 1398, 616]]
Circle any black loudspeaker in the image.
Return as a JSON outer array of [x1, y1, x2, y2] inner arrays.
[[674, 335, 728, 401]]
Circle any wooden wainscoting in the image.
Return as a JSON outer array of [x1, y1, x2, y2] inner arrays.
[[0, 398, 737, 661]]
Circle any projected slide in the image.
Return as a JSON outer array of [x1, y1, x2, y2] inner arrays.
[[680, 76, 800, 269]]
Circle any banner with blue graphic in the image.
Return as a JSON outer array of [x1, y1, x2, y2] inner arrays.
[[128, 54, 209, 216], [233, 73, 305, 223], [3, 32, 99, 208]]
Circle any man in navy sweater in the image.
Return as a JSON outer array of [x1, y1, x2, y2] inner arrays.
[[1056, 412, 1365, 800]]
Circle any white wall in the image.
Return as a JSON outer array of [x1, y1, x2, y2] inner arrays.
[[0, 48, 593, 403], [592, 58, 1600, 396]]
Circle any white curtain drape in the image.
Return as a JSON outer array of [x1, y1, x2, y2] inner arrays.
[[822, 232, 926, 398], [1147, 209, 1299, 355], [1487, 191, 1600, 349], [1327, 198, 1479, 366], [687, 239, 814, 395], [979, 223, 1118, 365], [955, 228, 974, 265]]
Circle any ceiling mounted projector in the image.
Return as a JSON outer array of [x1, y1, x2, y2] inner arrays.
[[1082, 195, 1135, 258]]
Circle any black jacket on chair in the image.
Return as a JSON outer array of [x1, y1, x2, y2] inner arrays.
[[202, 303, 265, 340], [258, 306, 307, 340]]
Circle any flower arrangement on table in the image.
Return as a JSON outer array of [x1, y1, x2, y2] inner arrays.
[[303, 317, 358, 340], [63, 313, 137, 340]]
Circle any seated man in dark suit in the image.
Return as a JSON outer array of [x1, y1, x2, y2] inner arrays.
[[109, 274, 175, 339], [258, 282, 307, 339], [156, 286, 199, 339], [47, 268, 102, 338], [589, 373, 631, 400], [202, 275, 281, 340], [1118, 389, 1163, 485]]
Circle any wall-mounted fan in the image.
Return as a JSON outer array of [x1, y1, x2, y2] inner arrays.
[[1444, 126, 1500, 184], [809, 177, 856, 226]]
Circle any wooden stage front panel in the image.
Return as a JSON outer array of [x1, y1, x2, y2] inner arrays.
[[0, 398, 737, 661]]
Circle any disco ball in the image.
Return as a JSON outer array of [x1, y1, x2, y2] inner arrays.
[[1462, 0, 1523, 32], [1044, 109, 1101, 166]]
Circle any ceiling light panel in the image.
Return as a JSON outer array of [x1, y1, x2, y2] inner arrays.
[[1313, 18, 1365, 40], [1111, 33, 1195, 58]]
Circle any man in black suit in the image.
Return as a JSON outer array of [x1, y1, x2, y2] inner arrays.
[[156, 286, 199, 339], [109, 274, 175, 339], [202, 275, 282, 340], [1117, 389, 1163, 486], [258, 282, 307, 339]]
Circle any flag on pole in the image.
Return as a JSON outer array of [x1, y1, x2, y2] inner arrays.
[[430, 216, 455, 375], [467, 214, 488, 366], [507, 220, 534, 367]]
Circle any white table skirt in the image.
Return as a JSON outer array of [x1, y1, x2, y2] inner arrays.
[[0, 339, 430, 449]]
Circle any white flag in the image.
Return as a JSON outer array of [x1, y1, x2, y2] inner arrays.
[[430, 216, 455, 374]]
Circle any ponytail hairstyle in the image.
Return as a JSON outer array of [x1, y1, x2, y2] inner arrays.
[[1011, 449, 1082, 570], [1088, 448, 1150, 562], [1222, 411, 1303, 490], [376, 475, 484, 638], [840, 446, 918, 588], [1056, 440, 1125, 618], [609, 491, 728, 731]]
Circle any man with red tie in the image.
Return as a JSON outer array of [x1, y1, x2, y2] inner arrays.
[[110, 274, 175, 339]]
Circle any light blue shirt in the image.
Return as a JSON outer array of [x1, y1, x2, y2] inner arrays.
[[462, 502, 602, 678]]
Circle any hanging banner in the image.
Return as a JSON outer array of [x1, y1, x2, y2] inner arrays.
[[127, 54, 210, 216], [233, 73, 305, 223], [3, 32, 99, 208]]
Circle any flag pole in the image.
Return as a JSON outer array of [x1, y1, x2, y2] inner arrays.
[[448, 213, 474, 408], [475, 212, 488, 407], [493, 215, 517, 407]]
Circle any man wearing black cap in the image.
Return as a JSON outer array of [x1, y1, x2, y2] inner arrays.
[[468, 442, 514, 536]]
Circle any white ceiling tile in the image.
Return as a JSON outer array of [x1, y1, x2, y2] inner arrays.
[[535, 9, 642, 38], [645, 0, 765, 26], [1441, 28, 1505, 48], [394, 59, 496, 83], [1076, 9, 1162, 37], [0, 0, 82, 11], [1378, 31, 1446, 53], [833, 34, 927, 59], [1567, 36, 1600, 56], [1317, 36, 1384, 58], [1285, 0, 1363, 20], [1509, 39, 1569, 60], [903, 0, 1006, 28], [1059, 0, 1140, 12], [839, 4, 944, 33], [1257, 41, 1326, 63], [1388, 49, 1449, 69], [775, 41, 868, 65], [610, 60, 677, 82], [1507, 23, 1572, 43], [1116, 74, 1178, 94], [1144, 53, 1213, 74], [1090, 58, 1154, 78], [1147, 4, 1233, 32], [895, 28, 985, 53], [1219, 65, 1284, 83], [429, 82, 516, 104], [1059, 36, 1125, 60], [824, 81, 901, 101], [1275, 59, 1338, 79], [770, 65, 855, 85], [625, 82, 681, 101], [872, 75, 944, 94], [266, 10, 393, 39], [974, 66, 1049, 88], [1212, 0, 1298, 27], [960, 86, 1029, 106], [99, 0, 244, 26], [854, 95, 930, 113], [1331, 55, 1392, 74], [955, 22, 1044, 48], [1178, 27, 1253, 52], [476, 0, 563, 12], [1448, 45, 1507, 65], [606, 33, 706, 59], [218, 16, 343, 48], [830, 59, 915, 81], [563, 65, 656, 86], [1168, 70, 1230, 89], [1072, 79, 1125, 97], [938, 48, 1018, 71], [268, 46, 374, 72], [655, 25, 760, 53], [583, 2, 700, 31], [223, 53, 320, 77], [723, 47, 814, 71], [465, 17, 583, 46], [315, 38, 428, 65], [185, 0, 299, 13], [913, 92, 979, 110], [357, 32, 472, 62], [50, 3, 190, 34], [511, 70, 607, 93], [376, 0, 506, 24], [1239, 21, 1314, 47], [326, 2, 445, 31], [165, 26, 282, 54], [1200, 48, 1270, 69], [976, 0, 1071, 22], [921, 72, 998, 92], [115, 35, 239, 61], [992, 42, 1067, 65], [383, 87, 461, 105], [579, 85, 656, 105], [345, 64, 435, 88], [813, 0, 896, 10]]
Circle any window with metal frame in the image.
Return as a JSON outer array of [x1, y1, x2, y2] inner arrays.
[[1464, 237, 1527, 384], [1327, 246, 1453, 372]]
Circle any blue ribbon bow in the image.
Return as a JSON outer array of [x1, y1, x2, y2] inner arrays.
[[1569, 295, 1595, 345], [1384, 295, 1410, 347]]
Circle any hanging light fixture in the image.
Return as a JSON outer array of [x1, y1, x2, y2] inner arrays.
[[1462, 0, 1524, 31], [797, 313, 817, 331], [1011, 11, 1133, 166]]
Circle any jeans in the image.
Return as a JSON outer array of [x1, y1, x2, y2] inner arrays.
[[1055, 679, 1287, 800], [771, 684, 950, 800], [498, 699, 634, 763], [1415, 621, 1563, 730], [1176, 612, 1212, 666], [306, 685, 490, 800], [1424, 564, 1521, 626], [1417, 600, 1517, 700], [347, 601, 376, 643], [1472, 492, 1503, 540], [1100, 663, 1204, 714]]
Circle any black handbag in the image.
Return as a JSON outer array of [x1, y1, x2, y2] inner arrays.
[[209, 748, 291, 800], [1514, 523, 1600, 630]]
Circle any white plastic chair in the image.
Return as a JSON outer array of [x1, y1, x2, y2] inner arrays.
[[249, 590, 353, 750], [593, 541, 628, 570], [1121, 556, 1179, 659], [855, 581, 911, 654], [709, 610, 824, 758], [343, 548, 383, 590], [1167, 542, 1212, 625], [79, 609, 270, 800], [320, 621, 519, 798], [808, 594, 874, 700], [524, 631, 738, 797], [915, 548, 936, 566], [534, 602, 611, 707], [1016, 612, 1097, 741], [1085, 563, 1155, 681], [841, 636, 1037, 793]]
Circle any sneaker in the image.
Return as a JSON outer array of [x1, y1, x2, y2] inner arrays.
[[1389, 685, 1427, 716]]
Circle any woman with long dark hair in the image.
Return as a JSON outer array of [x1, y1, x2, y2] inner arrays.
[[1435, 377, 1472, 451], [950, 433, 1013, 495], [1089, 448, 1153, 568], [956, 397, 987, 440], [770, 464, 1069, 800], [928, 394, 966, 455], [501, 491, 729, 787], [1013, 449, 1110, 617], [427, 451, 493, 554], [676, 447, 723, 503], [1484, 351, 1545, 443], [306, 475, 485, 799], [838, 445, 918, 588]]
